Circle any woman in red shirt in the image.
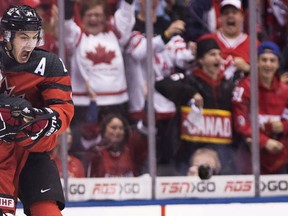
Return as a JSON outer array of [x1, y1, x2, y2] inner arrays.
[[88, 113, 147, 177]]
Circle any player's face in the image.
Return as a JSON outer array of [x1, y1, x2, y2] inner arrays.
[[82, 5, 106, 35], [199, 49, 222, 78], [104, 117, 125, 145], [10, 31, 39, 63], [258, 52, 279, 82], [220, 6, 243, 38]]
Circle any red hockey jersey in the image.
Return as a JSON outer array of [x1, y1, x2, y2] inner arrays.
[[0, 44, 74, 213]]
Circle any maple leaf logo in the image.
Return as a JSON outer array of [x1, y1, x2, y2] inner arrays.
[[86, 44, 116, 65], [1, 76, 15, 96]]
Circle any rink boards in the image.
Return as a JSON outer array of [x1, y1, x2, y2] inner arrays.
[[64, 174, 288, 201], [16, 174, 288, 215]]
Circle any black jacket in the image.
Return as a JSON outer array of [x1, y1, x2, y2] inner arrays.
[[155, 68, 234, 111]]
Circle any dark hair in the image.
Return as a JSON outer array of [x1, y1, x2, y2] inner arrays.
[[79, 0, 108, 18], [99, 113, 131, 144]]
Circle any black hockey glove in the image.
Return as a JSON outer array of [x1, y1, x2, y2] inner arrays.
[[19, 107, 62, 139], [0, 95, 33, 142], [0, 106, 21, 142], [0, 94, 61, 142]]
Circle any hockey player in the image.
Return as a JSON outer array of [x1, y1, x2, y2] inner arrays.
[[0, 5, 74, 216]]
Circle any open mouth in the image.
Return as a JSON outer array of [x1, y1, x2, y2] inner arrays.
[[226, 20, 236, 27], [263, 68, 273, 73], [88, 22, 99, 28], [20, 50, 31, 62]]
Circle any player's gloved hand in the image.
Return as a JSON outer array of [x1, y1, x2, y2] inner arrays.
[[0, 105, 21, 142], [19, 107, 62, 138], [0, 95, 33, 142]]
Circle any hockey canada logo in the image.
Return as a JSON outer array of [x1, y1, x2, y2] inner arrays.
[[0, 76, 16, 96]]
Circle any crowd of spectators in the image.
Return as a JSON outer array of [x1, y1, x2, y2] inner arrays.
[[1, 0, 288, 178]]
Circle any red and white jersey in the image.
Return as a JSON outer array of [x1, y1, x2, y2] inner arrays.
[[201, 31, 259, 80], [0, 43, 74, 213], [65, 0, 135, 106], [124, 34, 194, 119], [232, 76, 288, 173]]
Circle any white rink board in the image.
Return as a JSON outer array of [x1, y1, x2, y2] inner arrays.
[[16, 202, 288, 216], [61, 174, 288, 201]]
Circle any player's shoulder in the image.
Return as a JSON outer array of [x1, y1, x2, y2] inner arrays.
[[32, 48, 68, 77], [33, 47, 59, 62]]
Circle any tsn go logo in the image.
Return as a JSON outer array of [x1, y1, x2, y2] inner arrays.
[[224, 180, 288, 192], [161, 182, 216, 193]]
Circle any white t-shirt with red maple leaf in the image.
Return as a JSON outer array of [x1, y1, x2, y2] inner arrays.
[[64, 0, 135, 106]]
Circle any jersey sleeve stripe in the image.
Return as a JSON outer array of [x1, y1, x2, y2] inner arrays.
[[46, 99, 74, 106], [39, 83, 72, 92]]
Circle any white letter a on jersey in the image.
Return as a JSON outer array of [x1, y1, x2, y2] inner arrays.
[[34, 57, 46, 76]]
